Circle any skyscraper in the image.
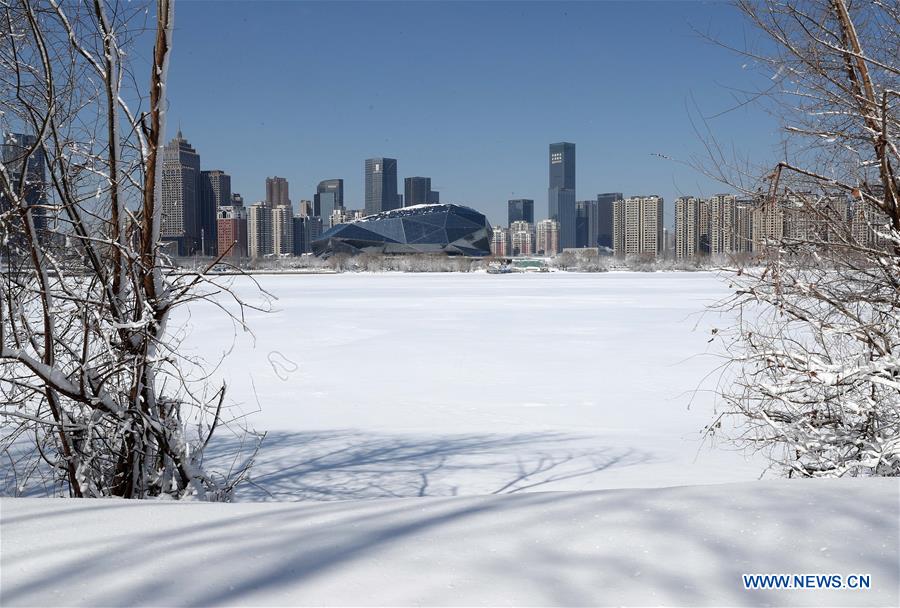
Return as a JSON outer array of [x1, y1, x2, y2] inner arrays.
[[536, 218, 560, 255], [313, 179, 344, 218], [509, 220, 535, 256], [161, 131, 201, 256], [272, 203, 294, 255], [297, 200, 313, 218], [613, 196, 664, 258], [217, 205, 247, 258], [508, 199, 534, 225], [596, 192, 622, 250], [315, 179, 344, 219], [548, 142, 576, 250], [265, 176, 290, 207], [200, 170, 231, 256], [490, 226, 510, 257], [248, 202, 273, 259], [1, 133, 48, 245], [404, 177, 439, 207], [675, 196, 701, 259], [575, 200, 600, 248], [365, 158, 399, 215], [292, 215, 310, 255]]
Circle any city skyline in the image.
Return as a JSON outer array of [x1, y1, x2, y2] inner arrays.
[[166, 1, 778, 228]]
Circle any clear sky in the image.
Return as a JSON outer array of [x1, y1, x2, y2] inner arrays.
[[166, 0, 779, 227]]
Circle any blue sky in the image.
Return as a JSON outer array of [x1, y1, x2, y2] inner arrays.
[[167, 1, 778, 227]]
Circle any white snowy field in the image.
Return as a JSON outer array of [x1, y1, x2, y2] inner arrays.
[[177, 271, 763, 501], [2, 480, 897, 606], [2, 272, 898, 607]]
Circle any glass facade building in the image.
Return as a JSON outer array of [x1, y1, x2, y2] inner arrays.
[[549, 142, 577, 250], [508, 199, 535, 225], [596, 192, 622, 250], [404, 176, 439, 206], [365, 158, 400, 215], [315, 179, 344, 217], [312, 203, 492, 257]]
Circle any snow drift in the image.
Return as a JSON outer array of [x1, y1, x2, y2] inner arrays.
[[2, 479, 897, 607]]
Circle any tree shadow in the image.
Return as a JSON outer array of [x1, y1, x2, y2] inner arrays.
[[2, 480, 897, 606], [201, 429, 654, 502]]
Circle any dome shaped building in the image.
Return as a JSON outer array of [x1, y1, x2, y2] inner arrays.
[[312, 203, 492, 257]]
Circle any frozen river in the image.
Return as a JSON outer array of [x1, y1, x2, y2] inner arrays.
[[178, 272, 763, 501]]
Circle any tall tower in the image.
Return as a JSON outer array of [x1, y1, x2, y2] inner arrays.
[[265, 176, 290, 208], [508, 199, 534, 225], [248, 202, 273, 259], [404, 177, 438, 207], [315, 179, 344, 218], [272, 203, 294, 255], [548, 142, 576, 250], [612, 195, 664, 258], [1, 133, 48, 245], [596, 192, 622, 250], [161, 131, 201, 256], [365, 158, 399, 215], [200, 170, 231, 256], [575, 199, 600, 248]]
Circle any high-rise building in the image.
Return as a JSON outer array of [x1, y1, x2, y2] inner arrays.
[[751, 197, 781, 254], [509, 220, 535, 256], [734, 198, 755, 254], [292, 215, 310, 255], [548, 142, 576, 249], [707, 194, 738, 256], [536, 218, 560, 255], [315, 179, 344, 218], [677, 194, 756, 259], [217, 205, 247, 258], [613, 196, 663, 258], [297, 199, 313, 218], [231, 193, 244, 207], [307, 215, 324, 243], [365, 158, 400, 215], [161, 131, 201, 256], [199, 170, 231, 256], [675, 196, 701, 259], [575, 200, 600, 248], [508, 199, 534, 225], [1, 132, 49, 245], [490, 226, 511, 257], [272, 203, 293, 255], [596, 193, 621, 250], [265, 176, 290, 207], [852, 195, 891, 250], [404, 177, 439, 207], [248, 202, 273, 259]]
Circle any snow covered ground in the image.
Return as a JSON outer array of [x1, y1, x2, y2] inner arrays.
[[2, 480, 897, 606], [178, 272, 763, 501], [4, 272, 896, 607]]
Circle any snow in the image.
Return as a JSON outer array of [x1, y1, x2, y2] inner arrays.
[[2, 480, 897, 606], [178, 272, 763, 501], [5, 272, 895, 606]]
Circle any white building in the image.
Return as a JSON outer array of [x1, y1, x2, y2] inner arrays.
[[509, 220, 535, 256], [272, 203, 294, 255], [535, 219, 560, 255], [248, 202, 273, 259], [613, 196, 663, 258], [490, 226, 510, 257]]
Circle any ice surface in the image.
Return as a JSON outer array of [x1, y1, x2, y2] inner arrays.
[[173, 272, 763, 501]]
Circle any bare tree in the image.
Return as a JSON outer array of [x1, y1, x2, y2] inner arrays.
[[704, 0, 899, 477], [0, 0, 257, 499]]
